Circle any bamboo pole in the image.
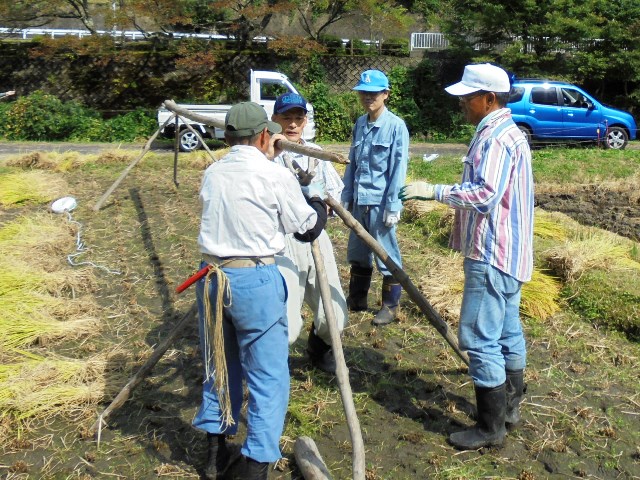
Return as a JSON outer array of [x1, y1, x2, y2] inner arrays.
[[93, 114, 175, 211], [310, 240, 365, 480], [162, 100, 350, 165], [325, 196, 470, 366], [90, 303, 197, 437]]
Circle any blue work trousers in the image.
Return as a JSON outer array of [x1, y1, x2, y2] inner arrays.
[[193, 262, 289, 463], [347, 203, 402, 275], [458, 258, 527, 388]]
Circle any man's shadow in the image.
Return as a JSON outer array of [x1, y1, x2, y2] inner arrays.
[[93, 187, 213, 478]]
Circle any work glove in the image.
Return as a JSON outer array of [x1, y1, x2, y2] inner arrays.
[[399, 182, 436, 202], [301, 179, 326, 199], [383, 210, 400, 227]]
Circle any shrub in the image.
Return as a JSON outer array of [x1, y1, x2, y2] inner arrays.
[[1, 91, 98, 141], [105, 109, 157, 142], [302, 82, 355, 142], [382, 38, 409, 57]]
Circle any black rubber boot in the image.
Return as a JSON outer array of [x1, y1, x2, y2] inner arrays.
[[505, 369, 527, 429], [204, 433, 234, 479], [448, 383, 507, 450], [228, 455, 269, 480], [307, 327, 336, 374], [372, 276, 401, 326], [347, 265, 373, 312]]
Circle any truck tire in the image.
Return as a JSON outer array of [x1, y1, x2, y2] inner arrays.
[[179, 129, 202, 152]]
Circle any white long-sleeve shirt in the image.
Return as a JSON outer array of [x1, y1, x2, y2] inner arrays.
[[198, 145, 318, 257]]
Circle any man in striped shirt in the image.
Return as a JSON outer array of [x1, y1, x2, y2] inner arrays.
[[400, 63, 533, 450]]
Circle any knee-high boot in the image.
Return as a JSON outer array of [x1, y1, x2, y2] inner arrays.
[[448, 383, 507, 450], [505, 368, 526, 429], [347, 265, 373, 312], [372, 276, 401, 326]]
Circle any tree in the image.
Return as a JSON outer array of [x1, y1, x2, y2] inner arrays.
[[0, 0, 103, 33]]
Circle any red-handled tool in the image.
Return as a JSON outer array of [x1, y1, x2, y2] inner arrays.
[[176, 264, 212, 293]]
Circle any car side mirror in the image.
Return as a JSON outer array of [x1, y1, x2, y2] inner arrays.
[[585, 100, 594, 110]]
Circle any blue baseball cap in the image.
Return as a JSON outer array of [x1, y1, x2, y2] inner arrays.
[[353, 69, 390, 92], [274, 93, 308, 114]]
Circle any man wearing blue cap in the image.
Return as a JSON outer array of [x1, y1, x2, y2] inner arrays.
[[341, 69, 409, 326], [271, 92, 348, 374], [194, 101, 328, 479]]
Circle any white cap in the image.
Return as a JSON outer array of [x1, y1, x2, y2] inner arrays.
[[445, 63, 510, 96]]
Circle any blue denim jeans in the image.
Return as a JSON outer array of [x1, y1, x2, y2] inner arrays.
[[458, 258, 527, 388], [347, 203, 402, 275], [193, 262, 289, 463]]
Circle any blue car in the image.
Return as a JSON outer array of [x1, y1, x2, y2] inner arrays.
[[507, 79, 637, 149]]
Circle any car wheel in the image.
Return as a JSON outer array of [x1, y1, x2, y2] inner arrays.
[[178, 129, 202, 152], [518, 125, 532, 145], [604, 126, 628, 150]]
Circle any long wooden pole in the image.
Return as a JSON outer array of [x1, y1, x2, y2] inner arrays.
[[325, 196, 470, 366], [310, 240, 365, 480], [93, 114, 175, 211], [162, 100, 350, 165], [89, 303, 197, 436]]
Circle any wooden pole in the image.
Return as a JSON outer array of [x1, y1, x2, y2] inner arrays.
[[294, 436, 333, 480], [324, 196, 470, 366], [162, 100, 349, 165], [90, 303, 197, 436], [93, 114, 175, 211], [310, 240, 365, 480]]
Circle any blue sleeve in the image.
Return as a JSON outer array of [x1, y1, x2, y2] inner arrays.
[[341, 122, 358, 203], [385, 120, 409, 212]]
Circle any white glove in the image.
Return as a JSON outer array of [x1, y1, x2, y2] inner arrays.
[[399, 182, 436, 201], [301, 179, 326, 199], [383, 210, 400, 227]]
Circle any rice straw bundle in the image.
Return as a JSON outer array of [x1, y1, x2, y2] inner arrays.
[[543, 233, 640, 282], [521, 269, 562, 320], [1, 288, 98, 349], [0, 171, 67, 206], [418, 252, 464, 324], [0, 213, 75, 256], [533, 208, 568, 241], [0, 351, 126, 423], [0, 258, 96, 297]]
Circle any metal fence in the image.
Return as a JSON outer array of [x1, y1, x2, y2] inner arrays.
[[410, 32, 449, 51]]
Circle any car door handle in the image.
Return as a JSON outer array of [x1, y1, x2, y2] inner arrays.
[[567, 113, 574, 117]]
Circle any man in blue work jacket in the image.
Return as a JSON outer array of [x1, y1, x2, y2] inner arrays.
[[341, 69, 409, 326]]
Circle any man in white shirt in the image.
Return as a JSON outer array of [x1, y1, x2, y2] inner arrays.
[[193, 102, 327, 480], [271, 92, 348, 374]]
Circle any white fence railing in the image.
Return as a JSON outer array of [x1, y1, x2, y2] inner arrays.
[[410, 32, 449, 50]]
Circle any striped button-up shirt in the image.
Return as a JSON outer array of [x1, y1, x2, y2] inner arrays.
[[434, 108, 534, 282]]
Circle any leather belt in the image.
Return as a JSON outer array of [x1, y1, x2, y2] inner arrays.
[[203, 253, 275, 268]]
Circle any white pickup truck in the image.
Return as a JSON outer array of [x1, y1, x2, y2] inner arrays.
[[157, 70, 316, 152]]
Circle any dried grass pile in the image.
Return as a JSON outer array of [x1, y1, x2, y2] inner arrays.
[[0, 350, 126, 441], [178, 147, 231, 170], [5, 149, 139, 172], [0, 171, 67, 206], [0, 210, 108, 432], [542, 228, 640, 282]]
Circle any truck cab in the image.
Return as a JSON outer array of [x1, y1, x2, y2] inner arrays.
[[157, 70, 316, 152]]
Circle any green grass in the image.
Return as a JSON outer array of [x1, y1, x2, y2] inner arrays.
[[407, 146, 640, 185]]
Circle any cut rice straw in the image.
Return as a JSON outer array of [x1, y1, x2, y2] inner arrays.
[[0, 213, 76, 256], [0, 171, 67, 206], [0, 351, 127, 425], [543, 233, 640, 282]]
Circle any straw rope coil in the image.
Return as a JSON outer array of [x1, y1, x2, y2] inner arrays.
[[202, 265, 234, 428]]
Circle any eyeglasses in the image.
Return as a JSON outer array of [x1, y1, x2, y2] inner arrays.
[[458, 91, 487, 102]]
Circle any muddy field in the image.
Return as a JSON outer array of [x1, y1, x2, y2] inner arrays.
[[1, 149, 639, 480]]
